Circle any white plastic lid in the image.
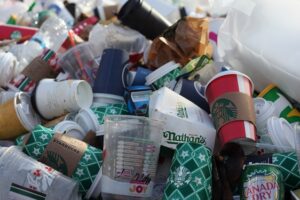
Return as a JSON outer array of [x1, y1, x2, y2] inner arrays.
[[145, 61, 180, 85], [53, 120, 86, 140], [75, 109, 100, 133], [127, 71, 137, 86], [254, 98, 275, 124], [85, 167, 102, 199], [92, 93, 124, 107], [15, 92, 41, 131], [267, 117, 293, 152]]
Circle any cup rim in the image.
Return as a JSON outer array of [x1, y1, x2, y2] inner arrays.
[[104, 115, 163, 127], [145, 61, 180, 85], [204, 70, 254, 98]]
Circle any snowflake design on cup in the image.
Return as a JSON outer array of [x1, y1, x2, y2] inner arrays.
[[170, 166, 191, 188]]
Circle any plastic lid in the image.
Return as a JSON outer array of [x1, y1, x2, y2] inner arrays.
[[145, 61, 180, 85], [254, 98, 275, 123], [15, 92, 41, 131], [85, 167, 102, 199], [204, 70, 254, 97], [75, 109, 100, 133], [267, 117, 292, 152], [53, 120, 86, 140]]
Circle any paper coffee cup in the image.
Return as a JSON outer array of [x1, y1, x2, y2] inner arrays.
[[146, 61, 181, 90], [0, 92, 40, 140], [16, 125, 103, 195], [163, 143, 212, 200], [34, 79, 93, 119], [205, 71, 256, 153]]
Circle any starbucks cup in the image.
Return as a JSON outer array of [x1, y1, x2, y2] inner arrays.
[[0, 92, 40, 140], [145, 61, 181, 90], [101, 115, 162, 200], [92, 93, 125, 108], [254, 98, 276, 144], [33, 79, 93, 120], [163, 143, 212, 200], [16, 125, 103, 195], [53, 120, 86, 140], [205, 71, 257, 153]]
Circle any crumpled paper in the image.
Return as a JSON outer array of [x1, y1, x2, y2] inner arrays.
[[147, 17, 213, 69]]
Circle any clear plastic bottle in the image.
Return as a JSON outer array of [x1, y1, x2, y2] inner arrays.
[[9, 16, 68, 70], [41, 0, 74, 28]]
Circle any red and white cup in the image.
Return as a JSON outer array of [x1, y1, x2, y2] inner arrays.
[[205, 71, 257, 152]]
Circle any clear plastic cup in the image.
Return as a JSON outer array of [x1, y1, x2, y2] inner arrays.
[[57, 42, 99, 86], [101, 115, 162, 200]]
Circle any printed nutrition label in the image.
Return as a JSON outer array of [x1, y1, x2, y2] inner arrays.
[[115, 137, 158, 182]]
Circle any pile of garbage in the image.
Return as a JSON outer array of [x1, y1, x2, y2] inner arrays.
[[1, 0, 300, 199]]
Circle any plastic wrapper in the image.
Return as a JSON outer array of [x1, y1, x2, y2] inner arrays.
[[218, 0, 300, 103], [147, 17, 213, 69], [88, 23, 150, 56]]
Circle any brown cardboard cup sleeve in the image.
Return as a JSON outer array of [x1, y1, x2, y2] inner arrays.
[[210, 92, 256, 132], [39, 133, 87, 177], [22, 57, 57, 82]]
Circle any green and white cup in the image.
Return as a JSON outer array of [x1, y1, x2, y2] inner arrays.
[[146, 61, 182, 90], [15, 125, 103, 195], [75, 103, 129, 136], [163, 143, 212, 200]]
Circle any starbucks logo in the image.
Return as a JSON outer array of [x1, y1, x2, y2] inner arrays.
[[211, 98, 237, 128], [170, 166, 192, 188], [45, 151, 68, 175]]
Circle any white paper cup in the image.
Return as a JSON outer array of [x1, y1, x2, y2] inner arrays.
[[34, 79, 93, 119], [53, 120, 86, 140]]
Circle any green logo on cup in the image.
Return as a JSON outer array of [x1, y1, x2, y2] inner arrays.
[[212, 98, 238, 129], [170, 166, 192, 188], [45, 151, 68, 175]]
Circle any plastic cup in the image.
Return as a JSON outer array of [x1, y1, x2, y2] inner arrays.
[[0, 146, 81, 200], [205, 71, 256, 154], [57, 42, 99, 86], [145, 61, 181, 90], [53, 120, 86, 140], [0, 92, 40, 140], [117, 0, 171, 40], [267, 117, 295, 152], [33, 79, 93, 119], [163, 143, 212, 200], [101, 115, 162, 200]]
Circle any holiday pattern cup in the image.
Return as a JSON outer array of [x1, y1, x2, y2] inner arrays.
[[163, 143, 212, 200], [205, 71, 257, 153], [16, 125, 102, 195], [91, 104, 129, 125]]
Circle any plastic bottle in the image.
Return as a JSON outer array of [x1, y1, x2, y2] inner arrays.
[[9, 16, 68, 70], [41, 0, 74, 28]]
